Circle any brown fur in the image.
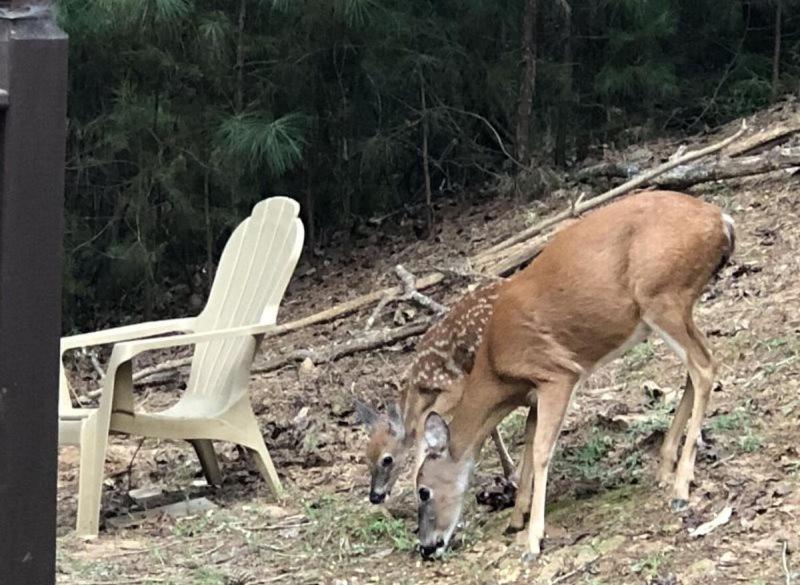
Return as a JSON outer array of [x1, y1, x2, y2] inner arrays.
[[361, 280, 517, 501], [416, 191, 735, 558]]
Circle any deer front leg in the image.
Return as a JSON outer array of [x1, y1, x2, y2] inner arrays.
[[507, 408, 536, 535], [524, 379, 574, 562]]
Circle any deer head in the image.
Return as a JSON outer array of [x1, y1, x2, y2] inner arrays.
[[355, 400, 408, 504], [416, 411, 474, 559]]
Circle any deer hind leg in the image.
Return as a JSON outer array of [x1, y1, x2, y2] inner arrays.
[[657, 374, 693, 485], [490, 427, 516, 480], [507, 407, 537, 534], [524, 377, 576, 561], [645, 310, 714, 505]]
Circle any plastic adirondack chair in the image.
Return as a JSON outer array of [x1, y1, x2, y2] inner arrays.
[[58, 196, 304, 536]]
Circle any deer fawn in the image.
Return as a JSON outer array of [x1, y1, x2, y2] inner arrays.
[[356, 280, 521, 505], [415, 191, 735, 560]]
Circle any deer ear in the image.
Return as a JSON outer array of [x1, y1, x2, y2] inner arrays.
[[355, 400, 380, 430], [386, 401, 406, 438], [423, 411, 450, 456]]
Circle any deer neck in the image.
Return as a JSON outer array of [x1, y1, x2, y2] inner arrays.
[[445, 368, 518, 463]]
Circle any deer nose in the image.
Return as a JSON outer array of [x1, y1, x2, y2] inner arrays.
[[420, 544, 437, 559], [369, 491, 386, 504], [420, 539, 445, 559]]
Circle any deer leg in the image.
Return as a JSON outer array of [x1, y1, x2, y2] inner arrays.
[[657, 374, 693, 485], [508, 408, 536, 534], [524, 378, 575, 562], [646, 310, 714, 506], [490, 427, 516, 480], [673, 324, 714, 505]]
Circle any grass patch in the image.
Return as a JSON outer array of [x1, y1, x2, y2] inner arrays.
[[708, 404, 763, 454], [738, 432, 763, 453], [301, 493, 415, 560], [498, 410, 527, 444], [631, 551, 666, 578], [622, 341, 655, 371]]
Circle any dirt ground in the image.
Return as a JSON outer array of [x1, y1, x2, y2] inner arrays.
[[56, 122, 800, 584]]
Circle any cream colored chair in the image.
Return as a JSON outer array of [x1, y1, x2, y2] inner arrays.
[[59, 196, 304, 536]]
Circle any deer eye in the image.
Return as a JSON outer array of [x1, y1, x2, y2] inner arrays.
[[381, 455, 394, 468], [418, 487, 431, 502]]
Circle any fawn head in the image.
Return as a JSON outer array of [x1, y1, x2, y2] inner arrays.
[[416, 411, 473, 559], [356, 400, 408, 504]]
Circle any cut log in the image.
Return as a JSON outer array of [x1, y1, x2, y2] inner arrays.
[[481, 120, 747, 259], [724, 121, 800, 157], [652, 146, 800, 189], [572, 146, 800, 189]]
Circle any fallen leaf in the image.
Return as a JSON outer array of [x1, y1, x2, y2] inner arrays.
[[689, 506, 733, 538]]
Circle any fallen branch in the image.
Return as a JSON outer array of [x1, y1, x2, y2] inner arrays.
[[394, 265, 447, 314], [253, 320, 432, 374], [479, 120, 747, 260], [129, 356, 191, 385], [364, 294, 393, 331], [130, 273, 446, 383]]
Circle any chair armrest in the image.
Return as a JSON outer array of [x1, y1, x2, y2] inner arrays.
[[61, 317, 196, 353], [108, 322, 277, 365]]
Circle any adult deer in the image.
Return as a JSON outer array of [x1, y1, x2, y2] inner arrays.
[[415, 191, 735, 560], [356, 280, 521, 504]]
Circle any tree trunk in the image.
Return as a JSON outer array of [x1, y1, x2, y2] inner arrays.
[[204, 170, 214, 293], [554, 0, 573, 168], [236, 0, 247, 112], [772, 0, 782, 101], [514, 0, 538, 166], [419, 70, 433, 238], [304, 170, 316, 251]]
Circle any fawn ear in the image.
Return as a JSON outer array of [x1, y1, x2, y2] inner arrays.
[[355, 400, 380, 430], [386, 401, 405, 439], [423, 411, 450, 457]]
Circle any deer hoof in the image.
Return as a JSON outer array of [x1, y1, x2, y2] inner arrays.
[[521, 551, 539, 564], [670, 498, 689, 512]]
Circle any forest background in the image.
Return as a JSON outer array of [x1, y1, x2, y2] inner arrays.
[[58, 0, 794, 330]]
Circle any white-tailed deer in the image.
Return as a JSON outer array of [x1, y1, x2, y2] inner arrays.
[[415, 191, 735, 560], [356, 280, 520, 504]]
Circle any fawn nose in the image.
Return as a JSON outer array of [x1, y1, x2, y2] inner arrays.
[[369, 491, 386, 504], [420, 538, 445, 559], [420, 544, 437, 559]]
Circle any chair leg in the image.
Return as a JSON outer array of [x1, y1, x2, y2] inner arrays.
[[190, 439, 223, 486], [247, 442, 283, 499], [238, 413, 283, 498], [75, 414, 109, 537], [225, 397, 284, 498]]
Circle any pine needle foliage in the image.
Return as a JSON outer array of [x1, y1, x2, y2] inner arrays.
[[57, 0, 800, 328]]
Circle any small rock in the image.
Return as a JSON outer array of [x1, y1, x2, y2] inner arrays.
[[293, 406, 310, 425], [684, 558, 716, 583], [719, 551, 737, 566], [128, 486, 163, 502], [297, 358, 317, 381], [263, 504, 294, 520], [594, 534, 626, 554]]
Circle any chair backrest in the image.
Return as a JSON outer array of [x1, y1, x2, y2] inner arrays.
[[184, 197, 304, 412]]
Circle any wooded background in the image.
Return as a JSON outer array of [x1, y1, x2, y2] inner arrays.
[[58, 0, 796, 330]]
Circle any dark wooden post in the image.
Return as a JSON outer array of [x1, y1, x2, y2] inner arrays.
[[0, 1, 68, 583]]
